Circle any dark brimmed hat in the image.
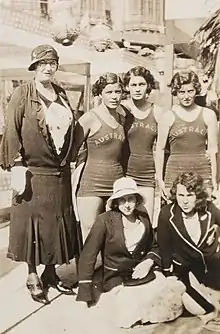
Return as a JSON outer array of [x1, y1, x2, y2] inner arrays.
[[28, 44, 59, 71]]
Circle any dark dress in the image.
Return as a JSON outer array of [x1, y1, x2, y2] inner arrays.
[[0, 80, 77, 265]]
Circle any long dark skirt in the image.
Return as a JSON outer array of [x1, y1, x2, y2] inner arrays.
[[7, 168, 76, 266]]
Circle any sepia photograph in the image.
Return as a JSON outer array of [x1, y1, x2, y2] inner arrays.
[[0, 0, 220, 333]]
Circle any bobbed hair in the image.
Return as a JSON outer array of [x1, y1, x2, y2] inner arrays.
[[92, 72, 123, 97], [168, 70, 201, 96], [169, 172, 208, 213], [109, 193, 144, 211], [123, 66, 156, 94]]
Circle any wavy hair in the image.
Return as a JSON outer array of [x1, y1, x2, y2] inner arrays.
[[168, 70, 201, 96], [92, 72, 123, 97], [169, 172, 208, 213], [123, 66, 156, 94]]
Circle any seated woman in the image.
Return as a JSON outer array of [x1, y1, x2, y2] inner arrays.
[[76, 177, 185, 328], [157, 172, 220, 323]]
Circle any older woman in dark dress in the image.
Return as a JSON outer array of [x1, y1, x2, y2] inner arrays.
[[0, 44, 76, 304]]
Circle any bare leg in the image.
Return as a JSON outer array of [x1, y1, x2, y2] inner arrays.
[[57, 196, 104, 288], [138, 187, 155, 224], [77, 196, 105, 241]]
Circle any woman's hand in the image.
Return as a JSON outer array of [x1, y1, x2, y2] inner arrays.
[[132, 259, 154, 279], [11, 166, 28, 196]]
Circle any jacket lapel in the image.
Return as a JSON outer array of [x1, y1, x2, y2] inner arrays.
[[110, 210, 150, 256], [110, 211, 131, 256], [132, 210, 151, 254], [29, 80, 74, 160], [169, 204, 211, 250], [197, 210, 211, 247], [169, 204, 200, 249]]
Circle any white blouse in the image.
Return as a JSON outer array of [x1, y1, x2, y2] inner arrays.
[[123, 219, 145, 252], [40, 96, 73, 154], [182, 213, 201, 245]]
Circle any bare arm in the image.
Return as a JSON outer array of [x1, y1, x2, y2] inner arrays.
[[203, 108, 218, 190], [71, 112, 93, 162], [155, 111, 174, 198]]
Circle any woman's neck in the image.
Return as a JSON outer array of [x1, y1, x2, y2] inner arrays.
[[122, 213, 136, 223], [177, 102, 197, 112], [35, 79, 57, 101], [102, 102, 117, 113], [182, 210, 197, 219], [35, 79, 53, 91], [132, 98, 151, 111]]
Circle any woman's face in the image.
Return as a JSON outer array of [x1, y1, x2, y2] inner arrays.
[[176, 83, 196, 107], [176, 184, 197, 214], [35, 59, 58, 83], [128, 74, 148, 101], [101, 83, 122, 110], [118, 194, 137, 217]]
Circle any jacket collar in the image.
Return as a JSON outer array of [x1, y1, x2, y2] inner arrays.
[[27, 80, 74, 163], [169, 203, 211, 249], [110, 209, 151, 255], [30, 79, 68, 103]]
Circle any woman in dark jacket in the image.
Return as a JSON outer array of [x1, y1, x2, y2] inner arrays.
[[0, 44, 76, 304], [76, 177, 185, 328], [157, 172, 220, 321]]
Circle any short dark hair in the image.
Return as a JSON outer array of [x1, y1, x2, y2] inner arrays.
[[123, 66, 156, 94], [110, 194, 144, 211], [169, 172, 208, 213], [92, 72, 123, 96], [168, 70, 201, 96]]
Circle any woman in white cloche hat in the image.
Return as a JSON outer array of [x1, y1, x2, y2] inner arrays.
[[76, 177, 186, 328]]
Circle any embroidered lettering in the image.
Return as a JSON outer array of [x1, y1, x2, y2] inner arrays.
[[94, 132, 125, 145]]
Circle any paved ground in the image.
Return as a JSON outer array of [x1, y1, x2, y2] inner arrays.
[[1, 224, 220, 334], [0, 172, 219, 334]]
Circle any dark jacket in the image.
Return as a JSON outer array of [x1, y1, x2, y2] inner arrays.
[[0, 80, 75, 171], [157, 202, 220, 284], [77, 209, 161, 302]]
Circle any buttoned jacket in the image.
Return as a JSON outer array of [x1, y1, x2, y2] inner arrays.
[[77, 209, 161, 302], [0, 80, 75, 171]]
